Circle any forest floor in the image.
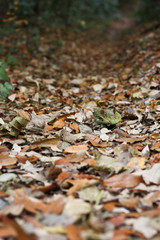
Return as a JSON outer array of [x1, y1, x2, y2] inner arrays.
[[0, 18, 160, 240]]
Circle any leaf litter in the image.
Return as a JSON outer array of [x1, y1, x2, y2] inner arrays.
[[0, 22, 160, 240]]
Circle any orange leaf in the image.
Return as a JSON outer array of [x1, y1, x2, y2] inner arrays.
[[83, 158, 97, 166], [120, 197, 139, 208], [52, 118, 66, 129], [66, 178, 98, 195], [55, 158, 70, 165], [45, 196, 65, 214], [64, 144, 88, 153], [0, 153, 17, 169], [122, 208, 160, 218], [3, 217, 35, 240], [127, 157, 146, 169], [86, 135, 109, 147], [151, 142, 160, 151], [103, 201, 118, 211], [111, 228, 143, 240], [69, 123, 79, 133], [108, 215, 125, 226], [66, 225, 84, 240], [16, 154, 38, 163], [115, 136, 147, 144], [103, 173, 142, 188], [14, 188, 46, 214], [17, 109, 31, 121], [0, 226, 17, 238], [57, 172, 74, 185], [44, 124, 54, 131]]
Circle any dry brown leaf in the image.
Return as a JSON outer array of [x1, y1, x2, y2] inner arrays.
[[52, 118, 66, 129], [103, 201, 118, 211], [14, 188, 47, 214], [31, 137, 61, 149], [115, 136, 147, 144], [127, 157, 146, 169], [64, 144, 88, 153], [45, 196, 65, 214], [57, 171, 74, 185], [112, 228, 143, 240], [0, 153, 17, 169], [66, 225, 84, 240], [66, 178, 98, 195], [122, 208, 160, 218], [103, 173, 142, 188], [69, 122, 79, 133], [0, 226, 17, 238], [17, 109, 31, 121], [3, 217, 36, 240], [150, 133, 160, 140], [151, 142, 160, 151]]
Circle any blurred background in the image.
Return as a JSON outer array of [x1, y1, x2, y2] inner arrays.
[[0, 0, 160, 30], [0, 0, 160, 60]]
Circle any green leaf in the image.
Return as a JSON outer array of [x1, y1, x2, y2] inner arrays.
[[0, 60, 9, 69], [0, 116, 28, 137], [0, 67, 10, 81], [6, 56, 18, 66], [0, 82, 12, 100], [93, 109, 121, 126]]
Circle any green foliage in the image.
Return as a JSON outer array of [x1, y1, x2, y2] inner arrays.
[[136, 0, 160, 21], [6, 56, 18, 66], [0, 62, 12, 100], [8, 0, 119, 28], [94, 109, 121, 126], [0, 82, 12, 100], [0, 60, 9, 69], [0, 67, 10, 81]]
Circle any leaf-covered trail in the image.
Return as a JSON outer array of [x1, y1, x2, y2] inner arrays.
[[0, 24, 160, 240]]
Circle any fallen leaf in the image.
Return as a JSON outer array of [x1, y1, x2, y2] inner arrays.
[[126, 217, 157, 238], [142, 163, 160, 184], [63, 195, 91, 220], [78, 185, 102, 202], [115, 135, 147, 143], [127, 157, 146, 169], [66, 225, 84, 240], [31, 137, 61, 150], [103, 173, 142, 188], [0, 226, 17, 238], [64, 144, 88, 153], [96, 155, 125, 173], [0, 203, 24, 216], [17, 109, 31, 121], [0, 153, 17, 169], [66, 178, 98, 195], [151, 142, 160, 151], [0, 116, 27, 137], [94, 109, 121, 126], [0, 173, 17, 182]]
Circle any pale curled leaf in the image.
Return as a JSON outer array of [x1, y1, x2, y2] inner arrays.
[[142, 163, 160, 185], [126, 217, 157, 238], [78, 185, 102, 202], [63, 196, 91, 220], [94, 155, 125, 173]]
